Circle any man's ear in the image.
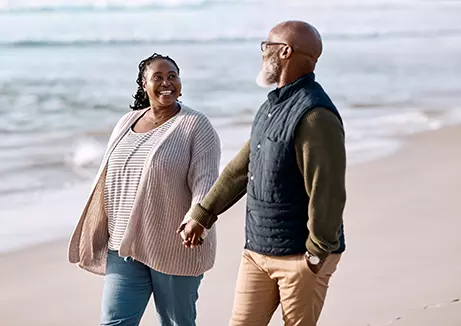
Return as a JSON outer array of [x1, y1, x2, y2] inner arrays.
[[280, 45, 293, 59]]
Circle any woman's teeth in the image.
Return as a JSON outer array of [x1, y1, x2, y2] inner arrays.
[[159, 91, 173, 95]]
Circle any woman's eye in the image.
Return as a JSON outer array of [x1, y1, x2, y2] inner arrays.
[[153, 75, 162, 81], [168, 75, 177, 80]]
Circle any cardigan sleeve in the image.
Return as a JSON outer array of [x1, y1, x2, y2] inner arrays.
[[189, 140, 250, 229], [187, 114, 221, 210]]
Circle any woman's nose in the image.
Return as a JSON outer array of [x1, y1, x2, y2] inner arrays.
[[162, 79, 171, 87]]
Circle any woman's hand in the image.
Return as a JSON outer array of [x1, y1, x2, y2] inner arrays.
[[177, 219, 205, 248]]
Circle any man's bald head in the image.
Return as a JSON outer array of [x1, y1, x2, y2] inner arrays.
[[269, 20, 322, 69], [256, 21, 323, 88]]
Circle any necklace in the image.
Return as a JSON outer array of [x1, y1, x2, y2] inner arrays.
[[146, 103, 180, 125]]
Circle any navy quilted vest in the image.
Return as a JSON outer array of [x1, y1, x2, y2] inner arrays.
[[245, 73, 346, 256]]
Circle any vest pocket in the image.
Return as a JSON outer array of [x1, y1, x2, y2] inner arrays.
[[262, 138, 287, 172]]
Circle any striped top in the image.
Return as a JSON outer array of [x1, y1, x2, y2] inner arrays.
[[68, 104, 221, 276], [104, 117, 176, 251]]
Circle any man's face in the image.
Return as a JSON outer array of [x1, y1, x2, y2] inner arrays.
[[256, 43, 282, 88]]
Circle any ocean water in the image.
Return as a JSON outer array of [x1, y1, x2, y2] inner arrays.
[[1, 0, 461, 250]]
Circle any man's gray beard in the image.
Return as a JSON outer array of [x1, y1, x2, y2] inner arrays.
[[256, 58, 280, 88]]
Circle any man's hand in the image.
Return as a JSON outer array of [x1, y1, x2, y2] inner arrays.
[[306, 259, 323, 274], [177, 219, 205, 249], [305, 254, 325, 275]]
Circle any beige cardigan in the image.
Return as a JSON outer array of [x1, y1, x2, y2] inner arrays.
[[68, 104, 221, 276]]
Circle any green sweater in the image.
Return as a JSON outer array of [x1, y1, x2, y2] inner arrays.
[[189, 107, 346, 259]]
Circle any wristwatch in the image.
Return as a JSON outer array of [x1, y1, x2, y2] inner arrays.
[[306, 251, 321, 265]]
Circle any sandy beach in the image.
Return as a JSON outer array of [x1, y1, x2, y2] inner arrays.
[[1, 124, 461, 326]]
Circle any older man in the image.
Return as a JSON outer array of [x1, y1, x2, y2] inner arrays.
[[179, 20, 346, 326]]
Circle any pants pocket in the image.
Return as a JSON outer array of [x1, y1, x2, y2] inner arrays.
[[298, 254, 320, 277]]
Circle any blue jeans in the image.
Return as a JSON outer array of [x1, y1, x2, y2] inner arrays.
[[100, 250, 203, 326]]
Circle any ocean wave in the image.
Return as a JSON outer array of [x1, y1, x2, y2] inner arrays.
[[0, 0, 213, 13], [2, 28, 461, 48], [0, 0, 267, 13], [0, 37, 260, 48], [0, 0, 453, 13]]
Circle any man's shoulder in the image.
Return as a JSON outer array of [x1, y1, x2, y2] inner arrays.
[[298, 107, 344, 132]]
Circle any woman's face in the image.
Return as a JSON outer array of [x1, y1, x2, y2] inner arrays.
[[143, 59, 182, 108]]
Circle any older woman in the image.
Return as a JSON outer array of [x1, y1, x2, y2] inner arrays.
[[68, 53, 220, 326]]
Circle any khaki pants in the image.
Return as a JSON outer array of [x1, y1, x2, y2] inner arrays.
[[229, 249, 341, 326]]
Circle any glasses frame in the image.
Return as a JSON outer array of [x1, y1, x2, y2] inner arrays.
[[260, 41, 315, 59], [260, 41, 289, 52]]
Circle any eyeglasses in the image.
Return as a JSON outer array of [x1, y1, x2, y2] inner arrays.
[[260, 41, 289, 52], [260, 41, 315, 59]]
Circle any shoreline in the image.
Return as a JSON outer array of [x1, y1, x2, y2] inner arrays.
[[3, 122, 458, 255], [2, 121, 453, 255], [1, 124, 461, 325]]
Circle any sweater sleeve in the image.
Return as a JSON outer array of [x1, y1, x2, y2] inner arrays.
[[294, 108, 347, 260], [187, 115, 222, 210], [189, 140, 250, 229]]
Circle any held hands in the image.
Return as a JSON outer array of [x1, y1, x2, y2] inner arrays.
[[176, 217, 206, 249]]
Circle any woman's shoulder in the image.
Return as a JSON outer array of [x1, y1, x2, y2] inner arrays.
[[180, 104, 208, 120], [118, 109, 145, 124], [114, 109, 147, 128], [179, 104, 214, 129], [179, 104, 220, 143]]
